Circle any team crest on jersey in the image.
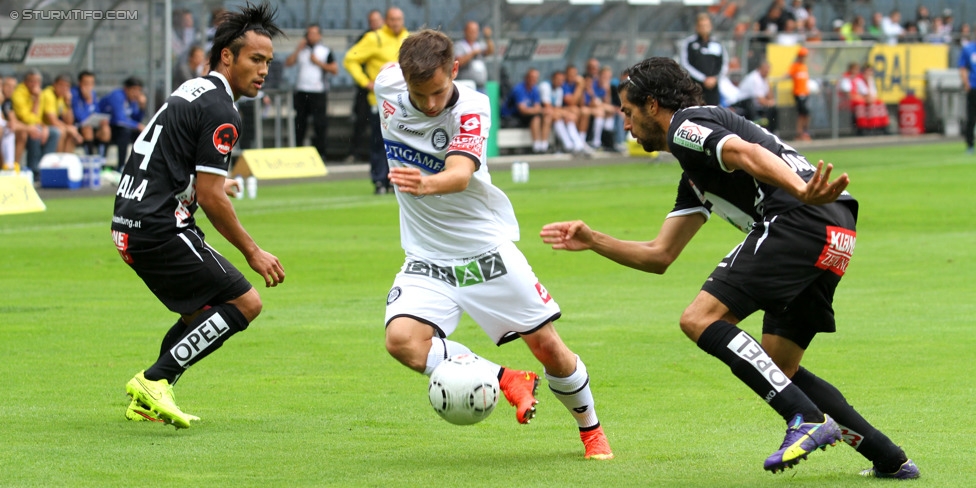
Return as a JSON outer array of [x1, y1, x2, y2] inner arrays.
[[212, 123, 238, 155], [431, 128, 449, 150], [460, 114, 481, 136], [386, 286, 402, 305], [673, 119, 711, 152], [383, 100, 396, 119]]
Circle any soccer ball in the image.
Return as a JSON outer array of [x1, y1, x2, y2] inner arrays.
[[428, 354, 499, 425]]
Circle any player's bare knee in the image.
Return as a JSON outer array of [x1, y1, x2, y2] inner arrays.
[[679, 310, 709, 341], [229, 288, 263, 322]]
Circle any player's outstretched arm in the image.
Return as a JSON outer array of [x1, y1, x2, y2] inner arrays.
[[540, 214, 704, 274], [721, 138, 849, 205], [197, 172, 285, 287], [389, 155, 476, 196]]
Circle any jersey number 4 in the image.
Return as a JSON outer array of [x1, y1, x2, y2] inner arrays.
[[133, 102, 168, 171]]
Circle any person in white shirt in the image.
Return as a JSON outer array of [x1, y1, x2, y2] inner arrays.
[[454, 21, 494, 92], [379, 29, 614, 460], [285, 24, 338, 160], [731, 60, 778, 132]]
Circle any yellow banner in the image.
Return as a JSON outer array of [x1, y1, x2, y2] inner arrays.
[[234, 147, 327, 180], [0, 175, 46, 215], [767, 43, 949, 104]]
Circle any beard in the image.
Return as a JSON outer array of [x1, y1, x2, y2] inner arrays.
[[638, 118, 668, 152]]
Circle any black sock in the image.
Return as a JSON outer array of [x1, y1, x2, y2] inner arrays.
[[792, 367, 907, 470], [144, 304, 249, 383], [159, 318, 190, 359], [696, 320, 823, 424]]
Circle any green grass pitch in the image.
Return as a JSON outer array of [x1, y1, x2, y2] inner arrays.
[[1, 142, 973, 486]]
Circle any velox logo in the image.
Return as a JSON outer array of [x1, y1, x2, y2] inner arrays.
[[170, 314, 231, 367], [673, 119, 711, 152], [727, 331, 790, 395], [460, 114, 481, 135], [382, 100, 396, 118], [816, 226, 855, 276]]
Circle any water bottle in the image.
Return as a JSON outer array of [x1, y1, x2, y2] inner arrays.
[[246, 176, 258, 199], [234, 176, 245, 199]]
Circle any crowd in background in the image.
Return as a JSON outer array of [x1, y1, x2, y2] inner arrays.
[[2, 0, 975, 181]]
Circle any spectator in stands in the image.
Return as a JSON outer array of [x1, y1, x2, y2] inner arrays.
[[286, 24, 338, 161], [914, 6, 932, 37], [788, 46, 811, 140], [172, 9, 198, 64], [590, 65, 619, 150], [1, 76, 27, 169], [98, 76, 146, 172], [72, 70, 111, 157], [865, 12, 885, 42], [204, 7, 227, 54], [174, 45, 206, 87], [757, 1, 791, 37], [503, 68, 551, 154], [881, 10, 905, 45], [959, 32, 976, 154], [840, 16, 866, 43], [538, 69, 588, 155], [562, 64, 592, 145], [343, 6, 409, 195], [776, 17, 803, 45], [41, 73, 83, 154], [924, 17, 950, 44], [346, 9, 384, 163], [941, 9, 955, 37], [680, 12, 728, 106], [732, 60, 778, 133], [455, 20, 494, 93], [12, 69, 60, 178]]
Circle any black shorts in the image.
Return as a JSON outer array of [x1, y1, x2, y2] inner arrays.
[[795, 95, 810, 116], [701, 202, 857, 349], [117, 228, 252, 315]]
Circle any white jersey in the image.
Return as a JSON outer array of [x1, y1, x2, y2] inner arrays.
[[374, 64, 519, 260]]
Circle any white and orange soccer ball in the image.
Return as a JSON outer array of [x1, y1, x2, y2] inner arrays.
[[428, 354, 499, 425]]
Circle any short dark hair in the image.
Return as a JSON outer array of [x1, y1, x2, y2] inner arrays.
[[208, 2, 283, 72], [123, 76, 143, 88], [399, 29, 454, 84], [619, 57, 702, 111], [78, 70, 95, 83]]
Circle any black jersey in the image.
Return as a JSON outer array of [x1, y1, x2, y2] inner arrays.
[[666, 106, 857, 233], [111, 74, 241, 241]]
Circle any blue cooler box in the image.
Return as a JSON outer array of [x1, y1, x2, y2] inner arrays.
[[39, 153, 84, 189]]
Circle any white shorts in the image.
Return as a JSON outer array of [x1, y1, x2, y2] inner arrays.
[[384, 240, 561, 345]]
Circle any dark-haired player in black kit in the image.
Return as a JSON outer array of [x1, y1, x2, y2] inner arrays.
[[540, 57, 919, 479], [112, 2, 285, 429]]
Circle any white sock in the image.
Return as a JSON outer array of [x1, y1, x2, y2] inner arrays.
[[553, 120, 572, 151], [424, 338, 503, 376], [540, 140, 549, 151], [546, 356, 599, 429], [568, 122, 587, 151], [603, 116, 614, 131], [591, 117, 606, 146]]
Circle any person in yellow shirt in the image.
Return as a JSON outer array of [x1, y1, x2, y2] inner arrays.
[[788, 47, 811, 141], [40, 74, 84, 154], [12, 69, 60, 178], [342, 7, 408, 194]]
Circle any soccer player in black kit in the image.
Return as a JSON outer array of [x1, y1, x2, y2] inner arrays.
[[112, 3, 285, 429], [540, 58, 919, 479]]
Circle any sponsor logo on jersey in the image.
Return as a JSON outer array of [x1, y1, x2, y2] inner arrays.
[[535, 282, 552, 303], [397, 123, 425, 137], [385, 140, 445, 173], [173, 77, 216, 102], [116, 174, 148, 202], [816, 226, 855, 276], [673, 119, 711, 152], [460, 114, 481, 135], [404, 252, 508, 287], [431, 128, 449, 150], [448, 134, 484, 156], [383, 100, 396, 119], [727, 331, 790, 395], [170, 314, 231, 367], [212, 123, 238, 155], [112, 230, 133, 263]]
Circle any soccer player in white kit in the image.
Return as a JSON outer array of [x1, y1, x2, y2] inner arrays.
[[379, 29, 612, 460]]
